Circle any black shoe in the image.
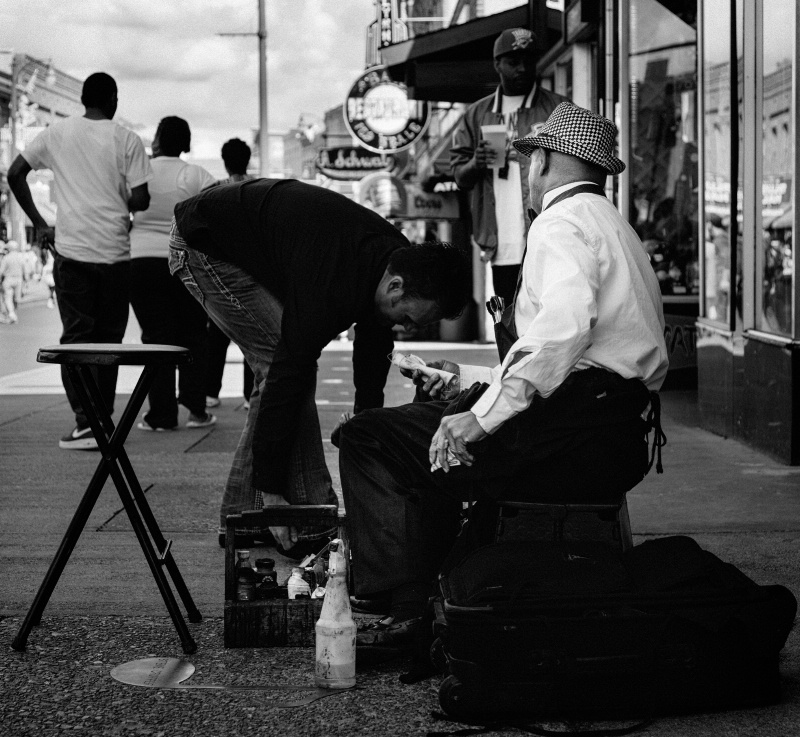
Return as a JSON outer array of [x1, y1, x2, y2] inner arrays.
[[356, 616, 421, 652], [217, 530, 277, 549], [350, 594, 391, 615], [275, 539, 328, 562]]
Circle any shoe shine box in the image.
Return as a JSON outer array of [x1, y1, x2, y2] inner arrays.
[[223, 509, 335, 648]]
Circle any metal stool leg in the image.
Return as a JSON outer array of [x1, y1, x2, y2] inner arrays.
[[79, 366, 199, 652], [13, 363, 199, 654]]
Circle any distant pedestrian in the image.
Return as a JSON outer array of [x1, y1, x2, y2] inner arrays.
[[0, 240, 26, 323], [42, 251, 56, 308], [205, 137, 256, 411], [130, 116, 217, 431], [8, 71, 152, 450]]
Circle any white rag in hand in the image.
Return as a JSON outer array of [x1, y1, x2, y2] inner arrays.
[[390, 351, 457, 386]]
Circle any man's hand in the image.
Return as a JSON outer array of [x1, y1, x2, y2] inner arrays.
[[429, 411, 488, 472], [473, 139, 497, 170], [410, 359, 460, 400], [260, 492, 298, 550]]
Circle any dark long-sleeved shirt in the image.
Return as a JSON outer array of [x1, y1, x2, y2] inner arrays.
[[174, 178, 405, 492]]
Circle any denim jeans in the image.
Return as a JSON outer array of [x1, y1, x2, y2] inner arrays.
[[167, 225, 337, 536], [130, 257, 208, 425], [53, 254, 130, 429]]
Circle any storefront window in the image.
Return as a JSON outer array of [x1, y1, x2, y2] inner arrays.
[[629, 0, 698, 297], [758, 0, 794, 335], [701, 0, 732, 323]]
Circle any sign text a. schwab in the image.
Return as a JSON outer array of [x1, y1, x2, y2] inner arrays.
[[344, 66, 430, 154]]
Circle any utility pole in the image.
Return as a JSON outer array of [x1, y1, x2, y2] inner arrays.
[[218, 0, 268, 176]]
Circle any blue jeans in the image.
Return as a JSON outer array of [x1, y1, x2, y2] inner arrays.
[[167, 225, 337, 536]]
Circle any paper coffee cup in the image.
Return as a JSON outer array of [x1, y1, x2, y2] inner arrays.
[[480, 124, 507, 169]]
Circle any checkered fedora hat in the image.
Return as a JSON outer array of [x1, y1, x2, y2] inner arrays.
[[512, 102, 625, 175]]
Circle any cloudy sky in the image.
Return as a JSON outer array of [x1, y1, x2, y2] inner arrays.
[[1, 0, 376, 160]]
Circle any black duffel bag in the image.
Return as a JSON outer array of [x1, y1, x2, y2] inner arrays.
[[435, 535, 797, 722]]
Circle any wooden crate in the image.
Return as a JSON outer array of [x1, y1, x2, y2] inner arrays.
[[224, 598, 323, 647], [223, 505, 342, 648]]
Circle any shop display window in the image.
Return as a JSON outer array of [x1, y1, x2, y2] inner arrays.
[[629, 0, 699, 297], [758, 0, 794, 336], [701, 0, 734, 324]]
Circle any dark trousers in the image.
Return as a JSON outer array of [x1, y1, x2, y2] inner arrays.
[[206, 318, 255, 400], [130, 257, 209, 425], [491, 263, 522, 306], [339, 369, 651, 596], [53, 254, 130, 429]]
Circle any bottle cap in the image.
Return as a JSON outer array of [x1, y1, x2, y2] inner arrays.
[[237, 550, 251, 558], [291, 567, 305, 575], [255, 558, 275, 570]]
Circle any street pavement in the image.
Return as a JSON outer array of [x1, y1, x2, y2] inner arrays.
[[1, 294, 799, 736]]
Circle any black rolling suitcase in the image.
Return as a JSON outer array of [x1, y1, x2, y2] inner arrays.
[[434, 536, 796, 722]]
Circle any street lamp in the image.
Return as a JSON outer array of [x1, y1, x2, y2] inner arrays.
[[1, 50, 57, 244], [218, 0, 269, 176]]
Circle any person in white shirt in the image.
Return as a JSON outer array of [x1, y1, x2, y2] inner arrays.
[[451, 28, 570, 305], [8, 72, 152, 450], [339, 103, 669, 654], [0, 240, 26, 323], [130, 116, 217, 432]]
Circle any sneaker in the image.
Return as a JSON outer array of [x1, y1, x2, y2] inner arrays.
[[186, 412, 217, 429], [356, 616, 421, 653], [59, 426, 98, 450], [205, 396, 221, 408], [137, 414, 178, 432]]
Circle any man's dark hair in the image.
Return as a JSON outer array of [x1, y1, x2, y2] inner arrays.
[[81, 72, 117, 108], [156, 116, 191, 156], [221, 138, 251, 175], [387, 241, 471, 319]]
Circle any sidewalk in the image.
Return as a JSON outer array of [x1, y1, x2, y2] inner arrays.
[[1, 344, 798, 736]]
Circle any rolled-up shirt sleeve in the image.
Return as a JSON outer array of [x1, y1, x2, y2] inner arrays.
[[469, 215, 599, 433]]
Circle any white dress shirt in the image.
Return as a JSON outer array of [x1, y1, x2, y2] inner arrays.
[[460, 181, 669, 434]]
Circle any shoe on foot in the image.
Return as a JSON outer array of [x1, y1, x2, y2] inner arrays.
[[137, 414, 178, 432], [59, 426, 98, 450], [356, 616, 421, 653], [350, 593, 392, 615], [206, 396, 221, 408], [217, 528, 277, 549], [186, 412, 217, 429]]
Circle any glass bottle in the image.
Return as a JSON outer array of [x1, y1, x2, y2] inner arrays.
[[314, 539, 356, 688], [235, 550, 256, 602]]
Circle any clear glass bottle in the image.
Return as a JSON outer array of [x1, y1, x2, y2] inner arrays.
[[314, 539, 356, 688]]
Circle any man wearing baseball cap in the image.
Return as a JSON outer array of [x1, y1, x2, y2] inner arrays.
[[450, 27, 570, 306], [340, 103, 668, 656]]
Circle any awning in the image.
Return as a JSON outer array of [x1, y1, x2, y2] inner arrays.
[[381, 3, 564, 103]]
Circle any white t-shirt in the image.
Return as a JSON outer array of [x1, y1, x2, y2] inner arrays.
[[492, 93, 527, 266], [23, 115, 152, 264], [130, 157, 216, 259]]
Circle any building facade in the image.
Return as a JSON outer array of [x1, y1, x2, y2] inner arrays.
[[378, 0, 799, 463]]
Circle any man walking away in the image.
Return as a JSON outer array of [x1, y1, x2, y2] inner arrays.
[[8, 72, 152, 449]]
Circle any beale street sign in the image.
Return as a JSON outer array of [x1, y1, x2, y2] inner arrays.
[[344, 66, 430, 154]]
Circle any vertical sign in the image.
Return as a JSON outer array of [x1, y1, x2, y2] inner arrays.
[[379, 0, 396, 48]]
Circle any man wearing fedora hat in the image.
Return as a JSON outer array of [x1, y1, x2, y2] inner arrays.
[[450, 27, 569, 306], [340, 103, 668, 656]]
